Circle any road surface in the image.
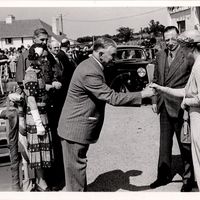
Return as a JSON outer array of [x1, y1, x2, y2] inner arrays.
[[0, 105, 198, 194]]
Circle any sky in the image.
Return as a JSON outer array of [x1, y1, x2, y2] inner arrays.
[[0, 1, 199, 40]]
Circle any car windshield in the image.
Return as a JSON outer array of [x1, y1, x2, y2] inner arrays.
[[116, 48, 146, 61]]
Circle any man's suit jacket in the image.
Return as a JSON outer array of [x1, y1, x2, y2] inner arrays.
[[57, 50, 75, 88], [15, 50, 30, 83], [152, 46, 194, 118], [58, 56, 143, 144], [49, 50, 75, 125]]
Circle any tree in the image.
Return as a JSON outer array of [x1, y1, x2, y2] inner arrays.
[[148, 20, 165, 37], [116, 27, 134, 42], [140, 27, 150, 34], [102, 34, 112, 38], [77, 36, 93, 43]]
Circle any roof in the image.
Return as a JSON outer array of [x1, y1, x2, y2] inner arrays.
[[40, 20, 67, 42], [0, 19, 66, 42]]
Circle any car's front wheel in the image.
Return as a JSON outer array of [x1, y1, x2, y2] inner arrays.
[[110, 73, 131, 93]]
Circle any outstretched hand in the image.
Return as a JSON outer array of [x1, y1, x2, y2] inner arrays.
[[149, 83, 164, 93], [141, 84, 156, 98]]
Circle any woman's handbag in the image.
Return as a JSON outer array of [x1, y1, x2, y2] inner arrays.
[[180, 109, 191, 144]]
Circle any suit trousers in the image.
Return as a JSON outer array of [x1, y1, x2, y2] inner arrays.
[[61, 139, 89, 191], [0, 108, 20, 191], [45, 105, 65, 188], [158, 104, 194, 184]]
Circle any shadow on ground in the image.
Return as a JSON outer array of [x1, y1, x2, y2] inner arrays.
[[87, 169, 151, 191], [87, 155, 185, 192]]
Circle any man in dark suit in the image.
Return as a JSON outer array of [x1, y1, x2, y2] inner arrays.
[[150, 26, 194, 192], [45, 40, 75, 190], [56, 39, 75, 115], [58, 37, 155, 191]]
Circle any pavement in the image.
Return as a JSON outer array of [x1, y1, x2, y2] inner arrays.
[[87, 104, 185, 192], [0, 104, 199, 199]]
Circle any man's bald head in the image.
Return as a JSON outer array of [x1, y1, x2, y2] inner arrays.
[[49, 41, 60, 56]]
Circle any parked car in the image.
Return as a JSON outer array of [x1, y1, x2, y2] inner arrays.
[[105, 45, 155, 93]]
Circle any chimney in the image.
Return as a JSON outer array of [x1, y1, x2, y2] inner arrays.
[[58, 14, 63, 35], [52, 16, 59, 35], [6, 15, 15, 24]]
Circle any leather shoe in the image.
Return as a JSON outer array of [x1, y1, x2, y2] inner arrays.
[[180, 183, 193, 192], [51, 186, 63, 191], [35, 184, 52, 192], [150, 178, 170, 189]]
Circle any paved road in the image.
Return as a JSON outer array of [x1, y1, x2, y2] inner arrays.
[[87, 104, 185, 192], [0, 104, 198, 194]]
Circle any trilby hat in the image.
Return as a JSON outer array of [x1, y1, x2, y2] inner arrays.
[[177, 29, 200, 47]]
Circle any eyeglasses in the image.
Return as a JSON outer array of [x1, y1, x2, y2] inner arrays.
[[40, 38, 48, 42]]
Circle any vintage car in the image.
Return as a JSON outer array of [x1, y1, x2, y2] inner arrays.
[[104, 45, 155, 93]]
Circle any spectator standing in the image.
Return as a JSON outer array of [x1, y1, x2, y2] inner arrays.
[[151, 29, 200, 191], [8, 50, 17, 79], [57, 39, 75, 115], [23, 43, 54, 191], [0, 49, 10, 84], [150, 26, 194, 192], [46, 40, 66, 190], [0, 96, 21, 191]]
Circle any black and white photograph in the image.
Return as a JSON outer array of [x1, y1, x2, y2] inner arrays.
[[0, 1, 200, 200]]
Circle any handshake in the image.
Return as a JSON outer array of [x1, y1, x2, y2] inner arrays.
[[141, 82, 166, 98], [141, 83, 157, 98]]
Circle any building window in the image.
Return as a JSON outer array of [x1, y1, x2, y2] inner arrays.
[[177, 20, 186, 33], [5, 38, 13, 44]]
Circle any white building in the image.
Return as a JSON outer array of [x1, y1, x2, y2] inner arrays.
[[0, 15, 67, 50], [167, 7, 200, 33]]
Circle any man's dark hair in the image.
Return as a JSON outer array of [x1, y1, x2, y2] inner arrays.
[[61, 39, 70, 47], [150, 37, 157, 45], [33, 28, 48, 38], [163, 26, 179, 38]]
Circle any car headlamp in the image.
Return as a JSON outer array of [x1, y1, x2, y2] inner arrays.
[[137, 67, 146, 77]]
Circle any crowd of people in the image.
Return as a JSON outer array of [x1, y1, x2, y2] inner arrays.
[[0, 25, 200, 193], [0, 39, 90, 82], [0, 45, 32, 81]]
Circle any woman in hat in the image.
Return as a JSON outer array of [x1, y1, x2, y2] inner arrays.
[[23, 43, 54, 191], [151, 29, 200, 190]]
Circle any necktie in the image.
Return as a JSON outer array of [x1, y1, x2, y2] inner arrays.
[[168, 51, 173, 66], [54, 56, 59, 64], [164, 51, 172, 84], [55, 56, 64, 72]]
